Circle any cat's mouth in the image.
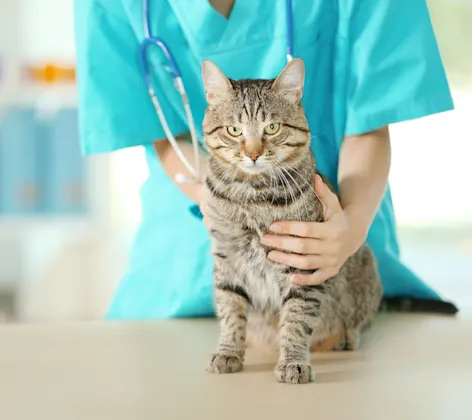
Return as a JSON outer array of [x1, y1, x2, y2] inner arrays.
[[239, 156, 269, 175]]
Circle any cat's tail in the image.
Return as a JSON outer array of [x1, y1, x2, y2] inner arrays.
[[379, 297, 458, 315]]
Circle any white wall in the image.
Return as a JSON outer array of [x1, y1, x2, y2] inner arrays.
[[390, 91, 472, 227], [18, 0, 75, 62]]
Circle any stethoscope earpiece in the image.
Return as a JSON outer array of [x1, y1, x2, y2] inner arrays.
[[175, 173, 199, 184], [174, 173, 189, 184]]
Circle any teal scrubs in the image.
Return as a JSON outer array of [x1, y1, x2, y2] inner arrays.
[[74, 0, 455, 319]]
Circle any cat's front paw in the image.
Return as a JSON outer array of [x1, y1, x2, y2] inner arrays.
[[206, 353, 243, 374], [275, 363, 315, 384]]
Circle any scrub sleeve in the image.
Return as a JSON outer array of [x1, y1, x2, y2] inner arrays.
[[341, 0, 453, 135], [74, 0, 188, 153]]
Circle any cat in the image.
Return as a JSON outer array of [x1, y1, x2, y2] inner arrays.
[[201, 58, 382, 384]]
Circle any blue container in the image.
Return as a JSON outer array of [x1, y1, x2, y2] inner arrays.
[[0, 107, 42, 214], [45, 108, 86, 214], [35, 116, 52, 214]]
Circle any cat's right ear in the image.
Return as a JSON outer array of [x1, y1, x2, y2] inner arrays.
[[202, 60, 232, 104]]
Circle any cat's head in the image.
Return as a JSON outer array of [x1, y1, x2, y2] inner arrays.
[[201, 59, 310, 177]]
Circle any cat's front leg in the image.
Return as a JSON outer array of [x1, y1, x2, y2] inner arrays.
[[275, 286, 323, 384], [207, 263, 250, 374]]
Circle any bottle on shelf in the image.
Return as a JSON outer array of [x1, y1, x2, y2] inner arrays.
[[0, 106, 41, 215], [0, 60, 87, 217]]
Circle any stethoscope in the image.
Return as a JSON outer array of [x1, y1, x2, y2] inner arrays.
[[138, 0, 295, 188]]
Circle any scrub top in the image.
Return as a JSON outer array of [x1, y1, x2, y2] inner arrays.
[[74, 0, 456, 319]]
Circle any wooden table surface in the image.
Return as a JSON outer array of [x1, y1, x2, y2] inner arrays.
[[1, 313, 471, 420]]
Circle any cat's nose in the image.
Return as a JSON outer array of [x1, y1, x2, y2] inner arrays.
[[247, 152, 260, 162]]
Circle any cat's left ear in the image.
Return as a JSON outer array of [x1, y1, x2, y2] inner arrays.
[[271, 58, 305, 104], [202, 60, 232, 104]]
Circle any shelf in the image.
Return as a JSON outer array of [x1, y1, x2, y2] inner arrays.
[[0, 214, 95, 235]]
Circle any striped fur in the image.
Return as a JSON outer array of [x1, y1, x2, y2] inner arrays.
[[203, 60, 382, 384]]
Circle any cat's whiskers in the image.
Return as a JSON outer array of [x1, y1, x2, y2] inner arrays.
[[268, 165, 281, 205], [268, 167, 275, 203], [270, 155, 307, 208], [273, 167, 283, 204], [284, 164, 322, 204], [272, 157, 301, 206], [280, 166, 310, 210], [275, 166, 295, 206], [271, 166, 289, 206]]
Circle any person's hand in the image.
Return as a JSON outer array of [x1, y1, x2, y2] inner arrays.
[[261, 175, 367, 286]]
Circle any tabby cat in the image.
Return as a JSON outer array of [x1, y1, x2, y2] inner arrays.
[[202, 58, 382, 384]]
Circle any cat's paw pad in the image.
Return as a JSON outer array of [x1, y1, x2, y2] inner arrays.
[[206, 353, 243, 374], [274, 363, 315, 384]]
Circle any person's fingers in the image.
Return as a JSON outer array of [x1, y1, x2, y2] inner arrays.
[[267, 251, 335, 270], [314, 174, 342, 220], [262, 235, 326, 255], [290, 267, 340, 286], [314, 174, 326, 198], [269, 220, 331, 239]]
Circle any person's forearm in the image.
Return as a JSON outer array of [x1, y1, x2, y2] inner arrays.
[[338, 126, 391, 238], [154, 138, 207, 204]]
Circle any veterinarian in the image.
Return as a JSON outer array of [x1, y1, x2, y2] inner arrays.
[[74, 0, 456, 319]]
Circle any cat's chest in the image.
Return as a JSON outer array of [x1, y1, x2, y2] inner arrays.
[[233, 230, 283, 312], [245, 267, 283, 312], [212, 218, 284, 312]]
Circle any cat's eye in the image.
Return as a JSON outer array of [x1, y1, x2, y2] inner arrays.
[[227, 126, 242, 137], [264, 123, 281, 135]]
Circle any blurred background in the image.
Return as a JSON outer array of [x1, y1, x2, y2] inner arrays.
[[0, 0, 470, 323]]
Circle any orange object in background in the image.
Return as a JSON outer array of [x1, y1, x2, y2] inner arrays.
[[22, 63, 76, 84]]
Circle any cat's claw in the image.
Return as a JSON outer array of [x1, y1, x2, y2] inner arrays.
[[333, 336, 347, 351], [275, 363, 315, 384], [206, 353, 243, 374], [345, 329, 360, 350]]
